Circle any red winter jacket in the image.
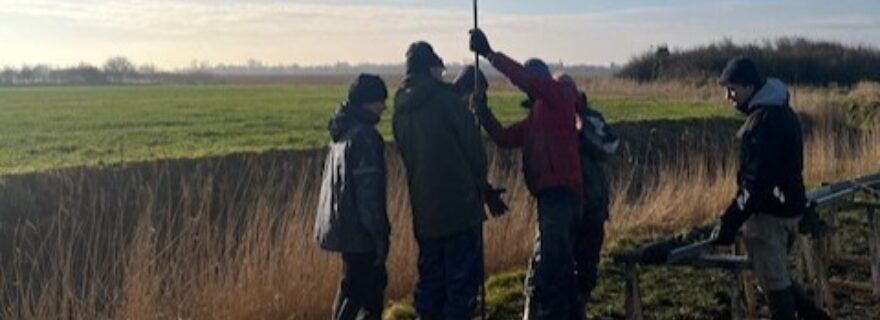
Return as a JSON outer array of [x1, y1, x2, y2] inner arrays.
[[478, 52, 583, 196]]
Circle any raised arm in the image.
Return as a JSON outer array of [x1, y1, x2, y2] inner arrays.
[[470, 29, 556, 102], [474, 94, 526, 149]]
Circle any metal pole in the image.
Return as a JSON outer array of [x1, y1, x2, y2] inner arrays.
[[471, 0, 481, 113], [473, 4, 488, 320]]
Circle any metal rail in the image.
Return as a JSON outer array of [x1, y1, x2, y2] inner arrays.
[[612, 172, 880, 320]]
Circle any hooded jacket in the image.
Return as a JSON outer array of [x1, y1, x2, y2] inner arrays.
[[721, 78, 807, 229], [314, 103, 389, 253], [478, 52, 583, 196], [576, 95, 619, 218], [392, 73, 488, 239]]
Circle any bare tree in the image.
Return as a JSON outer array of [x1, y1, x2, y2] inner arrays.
[[0, 67, 16, 85], [104, 56, 136, 83], [138, 64, 157, 75]]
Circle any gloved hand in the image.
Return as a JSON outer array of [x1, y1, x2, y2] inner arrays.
[[798, 202, 830, 237], [374, 240, 389, 267], [484, 186, 509, 217], [469, 29, 494, 58], [710, 223, 737, 246], [711, 201, 748, 246]]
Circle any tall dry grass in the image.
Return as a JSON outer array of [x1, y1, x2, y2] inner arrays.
[[0, 85, 877, 319]]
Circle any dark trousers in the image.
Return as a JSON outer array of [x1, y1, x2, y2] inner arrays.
[[574, 199, 608, 301], [525, 187, 581, 320], [332, 251, 387, 320], [414, 226, 484, 320]]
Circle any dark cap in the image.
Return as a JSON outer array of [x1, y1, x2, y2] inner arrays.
[[406, 41, 445, 75], [524, 58, 552, 79], [719, 57, 762, 86], [453, 65, 489, 95], [347, 73, 387, 106]]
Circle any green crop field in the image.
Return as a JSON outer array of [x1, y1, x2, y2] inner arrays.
[[0, 85, 737, 175]]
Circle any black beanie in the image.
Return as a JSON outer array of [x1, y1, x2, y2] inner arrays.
[[719, 57, 762, 86], [347, 73, 387, 106], [406, 41, 444, 75], [453, 65, 488, 95], [524, 58, 552, 79]]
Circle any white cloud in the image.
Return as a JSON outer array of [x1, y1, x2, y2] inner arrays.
[[0, 0, 878, 67]]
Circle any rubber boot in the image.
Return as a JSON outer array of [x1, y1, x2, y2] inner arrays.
[[767, 289, 797, 320], [788, 283, 831, 320]]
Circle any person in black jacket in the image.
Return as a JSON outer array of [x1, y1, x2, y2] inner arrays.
[[712, 57, 830, 320], [314, 74, 390, 320], [393, 42, 489, 320]]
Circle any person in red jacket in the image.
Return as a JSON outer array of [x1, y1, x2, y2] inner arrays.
[[470, 28, 583, 320]]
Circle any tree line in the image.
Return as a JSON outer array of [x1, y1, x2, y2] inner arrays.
[[0, 57, 216, 86], [1, 57, 618, 86], [617, 37, 880, 86]]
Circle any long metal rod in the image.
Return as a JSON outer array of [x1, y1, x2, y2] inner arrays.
[[471, 0, 486, 320], [473, 0, 480, 109], [474, 4, 487, 320]]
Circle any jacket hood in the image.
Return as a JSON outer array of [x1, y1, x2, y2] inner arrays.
[[742, 78, 789, 113], [394, 74, 450, 115], [328, 102, 380, 142]]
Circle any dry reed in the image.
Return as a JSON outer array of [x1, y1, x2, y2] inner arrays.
[[0, 84, 877, 320]]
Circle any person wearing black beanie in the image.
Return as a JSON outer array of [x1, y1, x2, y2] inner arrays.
[[348, 73, 388, 108], [316, 73, 390, 320], [394, 42, 492, 320], [406, 41, 445, 79], [713, 57, 831, 319]]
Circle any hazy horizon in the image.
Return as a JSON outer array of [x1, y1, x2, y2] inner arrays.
[[2, 0, 879, 69]]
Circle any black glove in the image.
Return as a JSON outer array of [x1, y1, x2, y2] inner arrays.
[[710, 224, 737, 246], [798, 202, 830, 237], [711, 200, 750, 246], [469, 29, 494, 57], [485, 186, 509, 217], [374, 240, 389, 267]]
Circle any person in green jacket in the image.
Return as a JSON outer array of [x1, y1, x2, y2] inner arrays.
[[392, 41, 488, 320]]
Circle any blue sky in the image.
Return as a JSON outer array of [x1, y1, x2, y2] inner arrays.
[[1, 0, 879, 68]]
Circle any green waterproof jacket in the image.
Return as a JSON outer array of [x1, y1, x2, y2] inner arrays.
[[392, 74, 488, 239]]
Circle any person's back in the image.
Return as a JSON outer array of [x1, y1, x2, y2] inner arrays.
[[392, 41, 488, 320], [393, 73, 487, 238]]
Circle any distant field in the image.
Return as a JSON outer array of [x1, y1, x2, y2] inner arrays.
[[0, 85, 737, 174]]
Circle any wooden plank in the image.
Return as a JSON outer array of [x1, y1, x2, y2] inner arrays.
[[624, 263, 643, 320], [742, 272, 758, 320], [666, 239, 714, 264], [869, 207, 880, 297], [829, 278, 874, 293], [796, 236, 811, 285], [800, 236, 819, 286], [831, 254, 872, 266], [829, 218, 842, 261], [692, 255, 752, 270], [731, 269, 747, 320], [812, 235, 837, 317], [730, 241, 747, 320]]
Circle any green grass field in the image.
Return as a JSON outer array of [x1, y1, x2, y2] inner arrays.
[[0, 85, 737, 175]]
